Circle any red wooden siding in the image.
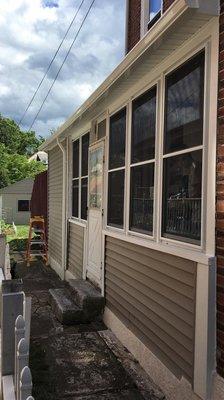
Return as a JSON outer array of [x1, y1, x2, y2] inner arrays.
[[30, 170, 48, 239]]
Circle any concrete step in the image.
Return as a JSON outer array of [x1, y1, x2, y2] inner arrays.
[[68, 279, 105, 319], [49, 288, 84, 325]]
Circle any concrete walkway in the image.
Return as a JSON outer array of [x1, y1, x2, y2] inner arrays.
[[15, 260, 165, 400]]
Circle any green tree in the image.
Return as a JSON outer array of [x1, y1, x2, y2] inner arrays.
[[0, 115, 46, 188], [0, 114, 44, 155], [6, 154, 46, 184], [0, 144, 10, 188]]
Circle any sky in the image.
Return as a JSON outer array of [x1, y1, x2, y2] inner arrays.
[[0, 0, 126, 138]]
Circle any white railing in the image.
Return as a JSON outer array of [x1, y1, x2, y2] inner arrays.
[[1, 288, 34, 400]]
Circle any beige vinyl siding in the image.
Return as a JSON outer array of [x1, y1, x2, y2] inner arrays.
[[67, 222, 84, 278], [48, 145, 63, 266], [105, 236, 197, 383]]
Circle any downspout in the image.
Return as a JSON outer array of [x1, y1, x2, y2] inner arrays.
[[57, 138, 67, 280]]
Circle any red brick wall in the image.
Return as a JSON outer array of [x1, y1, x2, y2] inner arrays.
[[217, 0, 224, 378], [127, 0, 177, 52], [127, 0, 141, 53], [163, 0, 176, 12]]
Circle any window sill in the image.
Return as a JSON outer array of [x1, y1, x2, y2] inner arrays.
[[68, 218, 87, 228], [102, 228, 213, 265]]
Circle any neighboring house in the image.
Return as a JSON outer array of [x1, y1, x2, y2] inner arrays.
[[0, 178, 34, 225], [28, 151, 48, 165], [40, 1, 223, 399]]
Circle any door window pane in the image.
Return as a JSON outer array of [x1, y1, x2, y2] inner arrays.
[[81, 178, 88, 220], [81, 133, 89, 176], [109, 108, 126, 169], [108, 170, 124, 228], [130, 163, 154, 234], [73, 140, 79, 178], [72, 179, 79, 218], [89, 146, 103, 209], [150, 0, 161, 20], [132, 87, 156, 163], [98, 119, 106, 140], [162, 150, 202, 243], [164, 52, 205, 154]]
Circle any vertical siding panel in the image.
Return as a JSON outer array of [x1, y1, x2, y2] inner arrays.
[[67, 222, 84, 278]]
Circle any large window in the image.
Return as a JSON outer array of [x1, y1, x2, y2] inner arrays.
[[72, 132, 89, 220], [107, 108, 126, 228], [106, 51, 206, 248], [162, 52, 205, 244], [130, 87, 157, 235]]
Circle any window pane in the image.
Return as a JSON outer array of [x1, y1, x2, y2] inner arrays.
[[73, 140, 79, 178], [130, 163, 154, 234], [81, 133, 89, 177], [98, 119, 106, 140], [108, 170, 124, 228], [72, 179, 79, 218], [109, 108, 126, 169], [164, 52, 205, 154], [132, 87, 156, 163], [81, 178, 88, 220], [18, 200, 30, 212], [162, 150, 202, 243], [150, 0, 161, 20]]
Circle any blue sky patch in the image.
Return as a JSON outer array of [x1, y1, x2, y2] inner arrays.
[[43, 0, 59, 8]]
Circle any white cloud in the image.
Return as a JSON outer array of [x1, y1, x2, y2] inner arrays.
[[0, 0, 125, 138]]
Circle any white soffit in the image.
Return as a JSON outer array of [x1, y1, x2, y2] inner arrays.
[[41, 0, 219, 151]]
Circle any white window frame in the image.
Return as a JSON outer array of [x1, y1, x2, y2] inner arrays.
[[159, 52, 205, 247], [105, 103, 129, 234], [71, 131, 89, 224], [127, 85, 158, 239], [103, 28, 218, 262], [140, 0, 162, 38]]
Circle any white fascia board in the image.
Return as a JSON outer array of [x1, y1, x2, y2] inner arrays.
[[41, 0, 219, 152], [186, 0, 220, 15]]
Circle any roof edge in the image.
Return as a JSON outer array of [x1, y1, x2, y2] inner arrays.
[[40, 0, 218, 151]]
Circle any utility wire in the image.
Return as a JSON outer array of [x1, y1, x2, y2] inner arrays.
[[28, 0, 96, 132], [18, 0, 86, 126]]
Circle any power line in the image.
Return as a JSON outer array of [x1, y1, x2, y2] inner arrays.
[[18, 0, 86, 126], [28, 0, 96, 132]]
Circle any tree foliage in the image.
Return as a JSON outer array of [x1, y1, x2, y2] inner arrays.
[[0, 115, 46, 189], [0, 115, 45, 155]]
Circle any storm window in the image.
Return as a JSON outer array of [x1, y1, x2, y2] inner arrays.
[[130, 87, 156, 235], [72, 132, 89, 220], [162, 52, 205, 244], [107, 108, 126, 228]]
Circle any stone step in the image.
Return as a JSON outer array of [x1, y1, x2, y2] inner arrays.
[[68, 279, 105, 319], [49, 288, 84, 325]]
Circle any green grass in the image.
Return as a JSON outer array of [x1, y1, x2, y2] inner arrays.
[[7, 225, 30, 243], [6, 225, 30, 252]]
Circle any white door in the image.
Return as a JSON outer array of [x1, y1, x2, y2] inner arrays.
[[87, 141, 104, 287]]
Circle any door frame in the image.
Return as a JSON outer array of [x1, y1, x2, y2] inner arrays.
[[85, 138, 105, 290]]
